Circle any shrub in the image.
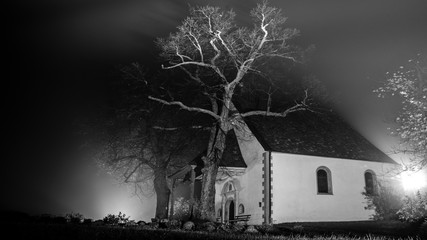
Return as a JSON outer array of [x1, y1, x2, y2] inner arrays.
[[137, 220, 146, 226], [363, 183, 403, 220], [83, 218, 93, 225], [103, 212, 130, 225], [167, 219, 181, 229], [216, 222, 229, 232], [255, 223, 276, 234], [291, 224, 304, 233], [125, 220, 138, 227], [171, 197, 191, 220], [397, 190, 427, 224], [93, 219, 104, 225], [65, 212, 83, 224]]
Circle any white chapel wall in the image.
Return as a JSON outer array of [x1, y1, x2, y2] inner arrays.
[[270, 152, 398, 223], [214, 122, 266, 224]]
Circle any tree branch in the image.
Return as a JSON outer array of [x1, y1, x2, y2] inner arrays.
[[152, 125, 212, 131], [210, 38, 221, 66], [175, 46, 193, 62], [187, 31, 204, 62], [180, 66, 204, 85], [215, 30, 239, 68], [124, 162, 143, 183], [263, 53, 301, 63], [148, 96, 220, 119], [162, 61, 227, 82], [240, 90, 311, 117]]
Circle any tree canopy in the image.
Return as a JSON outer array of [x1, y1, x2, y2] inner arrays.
[[375, 54, 427, 170]]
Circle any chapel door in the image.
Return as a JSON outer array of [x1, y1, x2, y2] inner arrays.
[[229, 200, 235, 220]]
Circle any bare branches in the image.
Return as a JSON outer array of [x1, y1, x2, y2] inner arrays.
[[124, 162, 144, 183], [263, 53, 301, 63], [187, 29, 204, 62], [375, 54, 427, 169], [162, 61, 227, 82], [210, 38, 221, 66], [121, 62, 148, 85], [215, 30, 237, 64], [148, 96, 220, 120], [240, 90, 311, 117], [175, 46, 193, 62], [208, 92, 219, 114], [152, 125, 211, 131], [161, 61, 211, 69], [257, 7, 271, 52]]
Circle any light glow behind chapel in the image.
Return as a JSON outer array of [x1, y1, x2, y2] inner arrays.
[[400, 170, 427, 192]]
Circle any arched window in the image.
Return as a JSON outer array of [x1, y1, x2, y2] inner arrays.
[[364, 170, 376, 195], [238, 204, 245, 214], [316, 167, 332, 194], [221, 181, 236, 194]]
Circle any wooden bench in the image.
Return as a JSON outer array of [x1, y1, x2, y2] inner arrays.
[[228, 214, 251, 224]]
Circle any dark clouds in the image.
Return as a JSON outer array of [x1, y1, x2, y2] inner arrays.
[[5, 0, 427, 220]]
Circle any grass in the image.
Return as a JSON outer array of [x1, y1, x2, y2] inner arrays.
[[4, 221, 421, 240], [275, 220, 418, 238]]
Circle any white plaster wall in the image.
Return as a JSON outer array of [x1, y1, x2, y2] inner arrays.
[[214, 123, 266, 224], [235, 123, 267, 224], [271, 152, 398, 223], [214, 180, 226, 219]]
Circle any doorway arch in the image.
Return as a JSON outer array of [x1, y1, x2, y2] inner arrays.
[[225, 199, 235, 221], [220, 181, 240, 222]]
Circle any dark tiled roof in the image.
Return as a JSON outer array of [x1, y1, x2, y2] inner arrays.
[[244, 112, 397, 164], [189, 129, 247, 177], [219, 129, 247, 168]]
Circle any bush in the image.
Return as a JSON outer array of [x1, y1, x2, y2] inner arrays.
[[167, 219, 181, 229], [171, 197, 202, 221], [171, 197, 191, 220], [103, 212, 130, 225], [255, 223, 278, 234], [397, 191, 427, 224], [83, 218, 93, 225], [363, 183, 403, 220], [65, 212, 83, 224]]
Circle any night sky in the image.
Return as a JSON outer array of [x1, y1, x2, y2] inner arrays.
[[5, 0, 427, 221]]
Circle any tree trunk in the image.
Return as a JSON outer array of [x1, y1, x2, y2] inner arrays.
[[199, 94, 234, 221], [199, 124, 229, 221], [153, 170, 171, 219], [199, 159, 219, 221]]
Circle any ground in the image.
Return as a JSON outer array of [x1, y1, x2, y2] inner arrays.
[[275, 220, 417, 238], [4, 220, 423, 240]]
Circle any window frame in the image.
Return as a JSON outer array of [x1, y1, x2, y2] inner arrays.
[[364, 170, 377, 195], [316, 166, 333, 195], [238, 204, 245, 214]]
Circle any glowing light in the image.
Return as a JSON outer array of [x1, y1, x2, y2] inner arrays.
[[400, 171, 426, 192]]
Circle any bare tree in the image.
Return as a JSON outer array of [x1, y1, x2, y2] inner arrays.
[[375, 54, 427, 171], [152, 1, 312, 221], [93, 65, 209, 219]]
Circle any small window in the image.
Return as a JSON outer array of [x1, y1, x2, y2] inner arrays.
[[229, 184, 233, 191], [365, 170, 376, 195], [238, 204, 245, 214], [316, 166, 332, 194], [218, 208, 222, 217]]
